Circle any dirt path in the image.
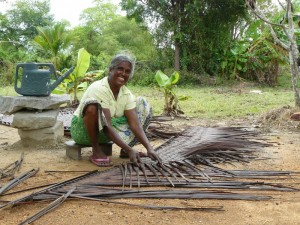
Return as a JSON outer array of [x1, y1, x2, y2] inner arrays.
[[0, 120, 299, 225]]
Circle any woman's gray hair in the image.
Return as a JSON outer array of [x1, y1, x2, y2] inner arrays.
[[109, 52, 136, 79]]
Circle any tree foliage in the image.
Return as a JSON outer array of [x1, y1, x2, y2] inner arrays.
[[0, 0, 297, 93], [71, 1, 157, 71], [0, 0, 54, 85], [71, 0, 118, 57], [34, 24, 72, 69], [0, 0, 53, 48], [121, 0, 248, 74], [219, 19, 288, 85], [246, 0, 300, 106]]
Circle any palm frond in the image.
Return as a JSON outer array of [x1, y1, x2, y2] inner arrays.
[[2, 126, 299, 225]]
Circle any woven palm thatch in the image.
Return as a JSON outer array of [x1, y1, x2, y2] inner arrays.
[[3, 127, 296, 200], [1, 126, 299, 224]]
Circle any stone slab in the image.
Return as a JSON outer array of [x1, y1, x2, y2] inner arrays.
[[18, 120, 64, 143], [0, 94, 70, 114], [12, 109, 59, 129]]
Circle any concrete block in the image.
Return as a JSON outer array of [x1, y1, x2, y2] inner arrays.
[[66, 140, 82, 160], [65, 140, 113, 160]]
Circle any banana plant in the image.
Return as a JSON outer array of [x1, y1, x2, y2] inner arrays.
[[155, 70, 187, 116], [53, 48, 98, 104]]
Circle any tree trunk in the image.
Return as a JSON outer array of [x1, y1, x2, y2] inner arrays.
[[288, 49, 300, 106], [174, 39, 180, 71], [287, 0, 300, 107]]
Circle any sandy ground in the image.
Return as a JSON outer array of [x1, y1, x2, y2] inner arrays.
[[0, 118, 300, 225]]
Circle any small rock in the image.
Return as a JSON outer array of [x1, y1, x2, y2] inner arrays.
[[249, 90, 262, 94], [290, 112, 300, 121]]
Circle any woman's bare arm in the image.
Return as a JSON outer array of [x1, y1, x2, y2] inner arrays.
[[102, 108, 140, 165], [124, 109, 162, 163]]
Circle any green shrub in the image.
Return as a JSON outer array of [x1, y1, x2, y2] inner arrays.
[[129, 61, 157, 86], [0, 61, 15, 86], [178, 70, 216, 86]]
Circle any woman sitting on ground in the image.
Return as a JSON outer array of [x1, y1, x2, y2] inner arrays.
[[70, 53, 161, 167]]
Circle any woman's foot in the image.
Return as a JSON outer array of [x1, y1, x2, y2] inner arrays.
[[92, 145, 108, 158], [89, 155, 113, 167]]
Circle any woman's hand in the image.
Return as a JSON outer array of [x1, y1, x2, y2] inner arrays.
[[147, 147, 162, 165], [127, 149, 141, 166], [124, 109, 162, 165], [127, 147, 162, 166]]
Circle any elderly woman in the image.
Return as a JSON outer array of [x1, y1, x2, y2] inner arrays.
[[70, 53, 161, 167]]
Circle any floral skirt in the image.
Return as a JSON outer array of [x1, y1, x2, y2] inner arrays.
[[70, 97, 152, 146]]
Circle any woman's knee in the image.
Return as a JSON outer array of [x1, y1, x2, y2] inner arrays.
[[83, 104, 98, 118], [83, 104, 98, 115]]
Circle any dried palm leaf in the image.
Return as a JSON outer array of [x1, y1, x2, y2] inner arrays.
[[1, 126, 299, 221]]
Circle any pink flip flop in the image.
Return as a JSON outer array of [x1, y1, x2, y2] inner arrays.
[[89, 156, 113, 167]]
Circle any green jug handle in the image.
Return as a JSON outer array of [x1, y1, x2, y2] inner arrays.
[[37, 63, 57, 79], [15, 63, 27, 93]]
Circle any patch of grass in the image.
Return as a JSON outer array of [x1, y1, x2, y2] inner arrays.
[[130, 85, 296, 120], [1, 85, 296, 120], [0, 86, 16, 96], [276, 67, 300, 89]]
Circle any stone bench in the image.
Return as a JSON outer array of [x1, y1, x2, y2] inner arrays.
[[65, 140, 113, 160]]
